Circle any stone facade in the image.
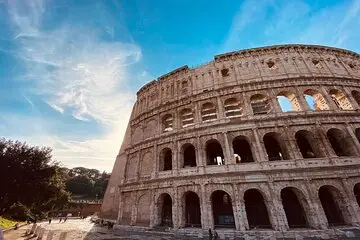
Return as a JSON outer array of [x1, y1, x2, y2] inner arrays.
[[101, 44, 360, 234]]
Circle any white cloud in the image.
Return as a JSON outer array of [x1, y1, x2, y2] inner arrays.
[[5, 0, 143, 171]]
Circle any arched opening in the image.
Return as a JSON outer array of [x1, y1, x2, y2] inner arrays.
[[211, 190, 235, 228], [329, 89, 353, 110], [354, 183, 360, 207], [159, 148, 172, 171], [355, 128, 360, 143], [201, 102, 217, 122], [206, 140, 224, 165], [351, 90, 360, 107], [158, 193, 173, 227], [281, 187, 308, 228], [183, 144, 196, 168], [304, 89, 329, 110], [180, 108, 194, 127], [162, 114, 173, 132], [250, 94, 272, 115], [232, 136, 254, 163], [295, 130, 319, 158], [184, 191, 201, 228], [319, 186, 345, 226], [263, 132, 289, 161], [327, 128, 357, 156], [224, 98, 243, 118], [277, 91, 301, 112], [244, 189, 272, 229]]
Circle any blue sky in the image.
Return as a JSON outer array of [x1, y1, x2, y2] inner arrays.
[[0, 0, 359, 172]]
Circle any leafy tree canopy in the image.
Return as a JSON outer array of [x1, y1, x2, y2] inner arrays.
[[64, 167, 110, 200], [0, 138, 70, 217]]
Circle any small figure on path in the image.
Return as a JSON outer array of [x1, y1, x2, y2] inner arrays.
[[213, 230, 218, 240], [59, 217, 62, 223], [208, 228, 213, 240], [48, 217, 52, 224]]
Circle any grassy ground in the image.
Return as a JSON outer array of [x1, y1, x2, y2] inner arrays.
[[0, 216, 24, 229]]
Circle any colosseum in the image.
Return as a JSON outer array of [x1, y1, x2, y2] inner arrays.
[[101, 44, 360, 238]]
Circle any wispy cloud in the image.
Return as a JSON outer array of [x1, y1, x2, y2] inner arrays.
[[224, 0, 360, 52], [4, 0, 143, 171]]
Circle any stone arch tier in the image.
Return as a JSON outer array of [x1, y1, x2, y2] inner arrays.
[[102, 44, 360, 233]]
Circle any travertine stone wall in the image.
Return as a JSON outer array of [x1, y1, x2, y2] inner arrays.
[[101, 44, 360, 232]]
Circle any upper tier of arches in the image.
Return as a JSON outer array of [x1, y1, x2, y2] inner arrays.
[[131, 86, 360, 145], [134, 45, 359, 117]]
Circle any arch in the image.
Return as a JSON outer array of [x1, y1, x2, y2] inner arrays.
[[201, 102, 217, 122], [277, 91, 301, 112], [351, 90, 360, 106], [224, 98, 243, 118], [354, 183, 360, 207], [140, 152, 152, 176], [159, 148, 172, 171], [136, 193, 151, 226], [180, 108, 194, 127], [318, 185, 346, 226], [303, 89, 330, 110], [250, 94, 271, 115], [355, 128, 360, 143], [211, 190, 235, 228], [326, 128, 357, 156], [329, 89, 353, 110], [184, 191, 201, 227], [295, 130, 321, 158], [206, 139, 224, 165], [157, 193, 173, 227], [244, 189, 272, 229], [182, 143, 196, 167], [281, 187, 309, 228], [162, 114, 173, 132], [232, 136, 254, 163], [263, 132, 289, 161]]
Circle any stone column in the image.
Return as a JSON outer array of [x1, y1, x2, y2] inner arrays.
[[200, 184, 210, 229], [172, 187, 180, 229], [130, 192, 137, 225], [117, 192, 123, 224], [270, 89, 282, 113], [135, 150, 141, 181], [252, 128, 267, 162], [195, 101, 202, 127], [283, 126, 302, 160], [341, 178, 360, 225], [345, 125, 360, 155], [174, 141, 180, 175], [150, 190, 158, 228], [149, 190, 155, 228], [268, 183, 288, 231], [320, 86, 338, 110], [197, 137, 207, 167], [222, 132, 233, 164], [295, 86, 311, 111], [242, 92, 252, 115], [216, 96, 225, 119], [233, 185, 246, 230], [316, 124, 337, 158], [343, 87, 358, 109], [151, 144, 158, 179], [305, 182, 328, 229]]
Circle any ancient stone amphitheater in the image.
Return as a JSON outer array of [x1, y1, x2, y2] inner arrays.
[[102, 44, 360, 238]]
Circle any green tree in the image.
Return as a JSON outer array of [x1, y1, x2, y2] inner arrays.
[[0, 138, 70, 216]]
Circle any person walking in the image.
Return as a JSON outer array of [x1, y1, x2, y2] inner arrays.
[[0, 227, 4, 240]]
